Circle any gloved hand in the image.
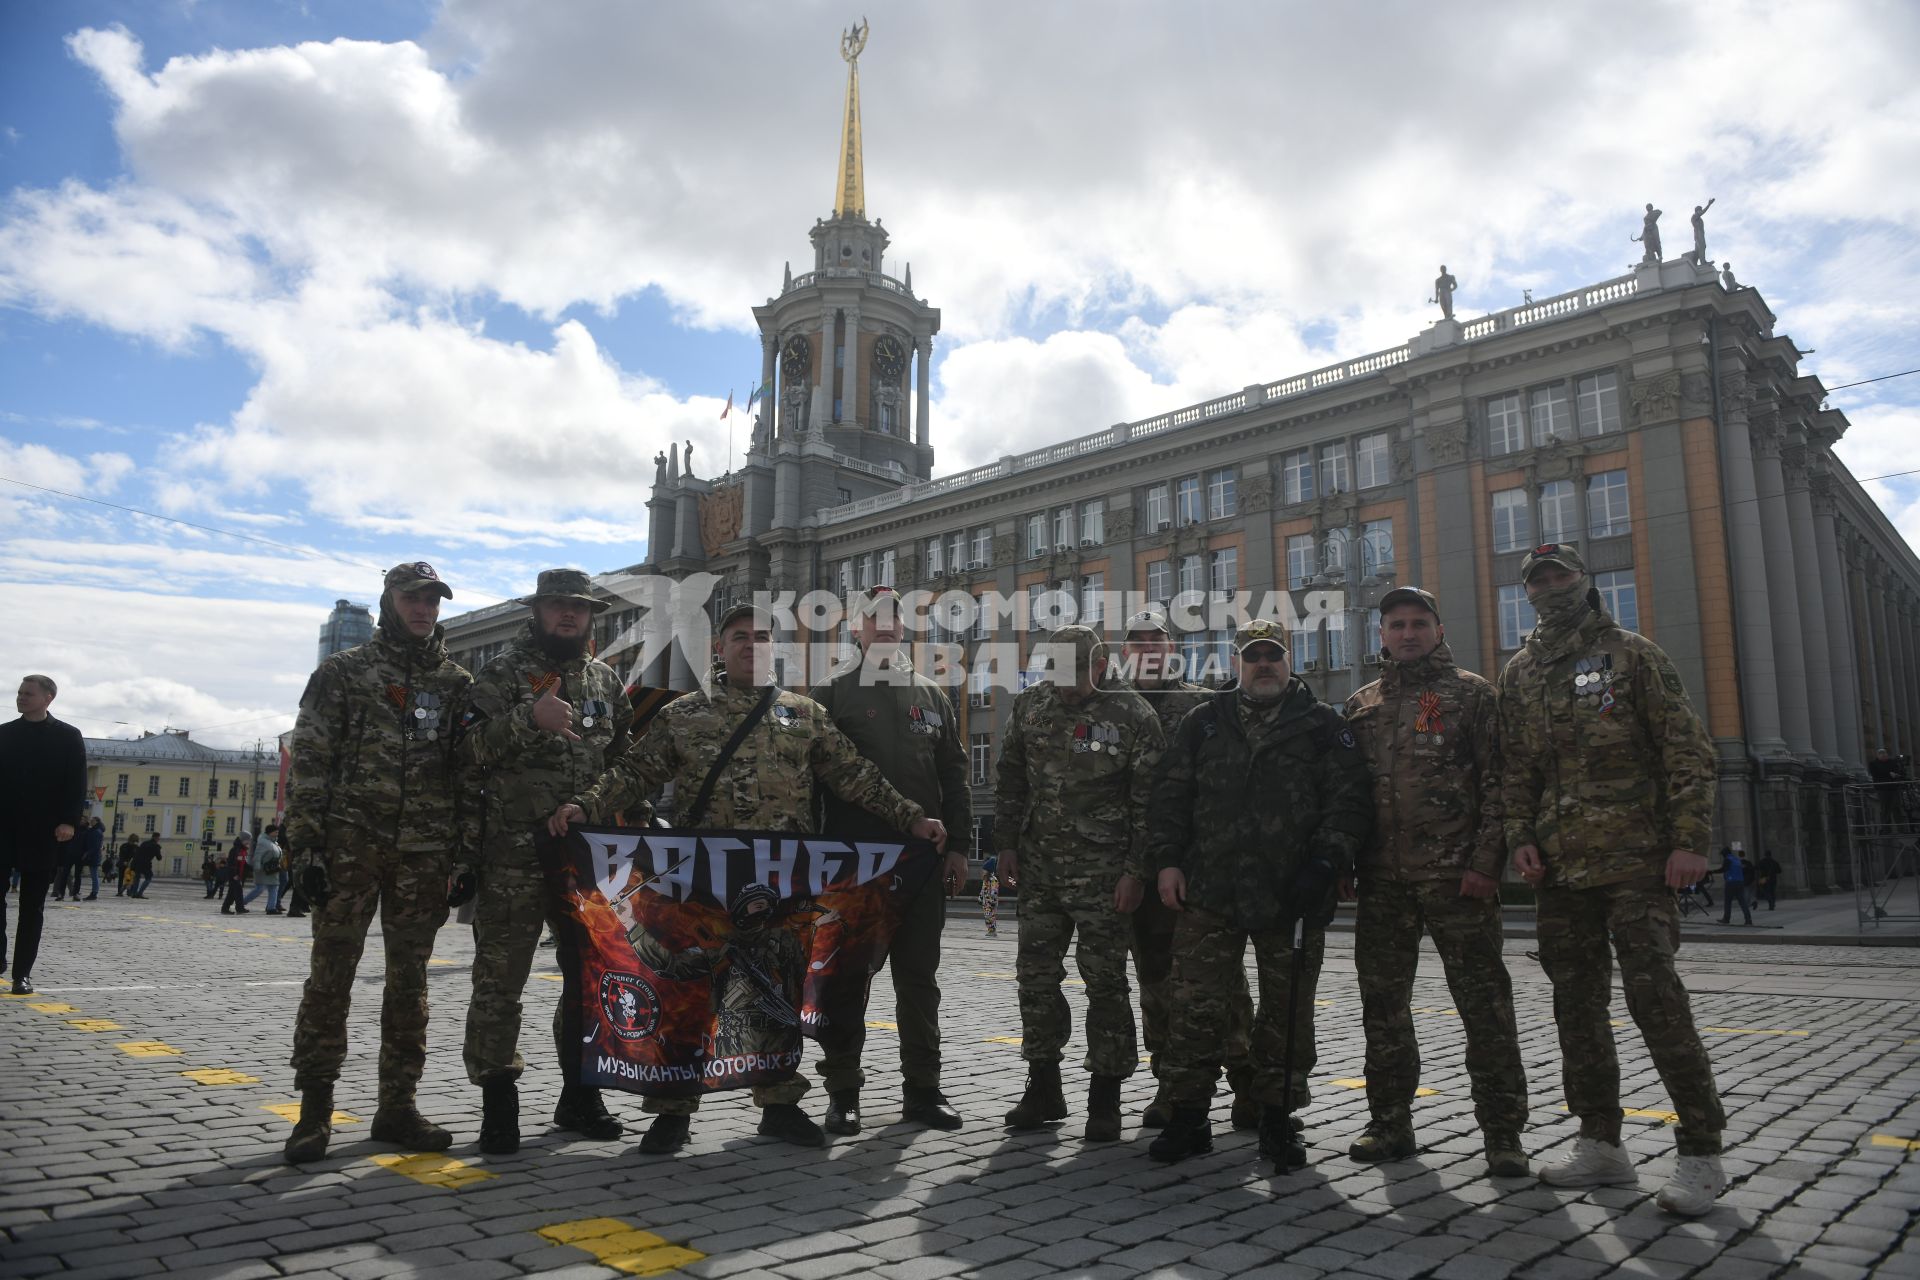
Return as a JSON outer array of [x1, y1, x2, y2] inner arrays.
[[301, 862, 333, 911], [1288, 856, 1337, 927], [446, 865, 478, 909]]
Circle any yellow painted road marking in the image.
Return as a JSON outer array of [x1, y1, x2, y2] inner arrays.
[[182, 1068, 260, 1086], [974, 971, 1016, 979], [248, 932, 276, 939], [866, 1020, 898, 1030], [27, 1002, 79, 1013], [1329, 1077, 1439, 1098], [1, 992, 38, 999], [67, 1019, 123, 1031], [1870, 1134, 1920, 1151], [983, 1035, 1023, 1046], [1702, 1026, 1809, 1037], [263, 1102, 361, 1126], [537, 1217, 705, 1276], [117, 1040, 182, 1058], [429, 958, 454, 966], [368, 1153, 496, 1189], [1559, 1104, 1678, 1123], [537, 974, 564, 982]]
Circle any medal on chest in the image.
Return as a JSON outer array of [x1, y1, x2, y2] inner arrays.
[[579, 698, 610, 729], [769, 704, 801, 731], [1072, 722, 1118, 754], [1572, 657, 1617, 715], [406, 689, 443, 741], [1412, 689, 1445, 747], [906, 703, 943, 736]]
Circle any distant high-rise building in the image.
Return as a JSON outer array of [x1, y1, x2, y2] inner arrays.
[[317, 599, 374, 665]]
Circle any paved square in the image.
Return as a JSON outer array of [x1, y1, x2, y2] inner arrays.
[[4, 884, 1918, 1279]]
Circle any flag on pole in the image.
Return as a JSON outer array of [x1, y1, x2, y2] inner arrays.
[[720, 390, 734, 419], [745, 379, 773, 413]]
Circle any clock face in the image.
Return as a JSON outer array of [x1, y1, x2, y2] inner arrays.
[[873, 336, 907, 382], [781, 336, 811, 380]]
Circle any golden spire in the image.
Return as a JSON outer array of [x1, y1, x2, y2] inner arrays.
[[833, 18, 868, 219]]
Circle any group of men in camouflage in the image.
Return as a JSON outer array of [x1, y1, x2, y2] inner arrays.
[[990, 541, 1726, 1217], [279, 541, 1728, 1217]]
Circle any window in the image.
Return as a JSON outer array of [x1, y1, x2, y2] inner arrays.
[[969, 734, 993, 786], [1491, 489, 1532, 553], [1177, 554, 1204, 596], [112, 813, 124, 835], [1487, 392, 1526, 456], [1180, 631, 1210, 680], [1365, 607, 1383, 660], [1145, 559, 1172, 604], [1081, 573, 1105, 626], [174, 815, 187, 835], [1499, 584, 1538, 650], [1027, 513, 1047, 558], [209, 778, 220, 801], [1176, 476, 1203, 524], [143, 815, 156, 833], [177, 777, 191, 798], [971, 595, 991, 642], [1146, 484, 1170, 530], [254, 781, 266, 801], [1320, 442, 1350, 494], [1206, 468, 1237, 520], [272, 781, 280, 801], [879, 549, 895, 587], [855, 554, 871, 591], [1081, 499, 1105, 544], [225, 816, 237, 836], [969, 665, 993, 709], [1026, 583, 1048, 630], [1577, 371, 1620, 437], [1281, 449, 1314, 505], [1209, 547, 1238, 594], [229, 779, 241, 800], [1588, 470, 1631, 538], [1595, 570, 1639, 631], [926, 537, 943, 576], [1539, 480, 1576, 544], [1356, 433, 1391, 488], [837, 487, 853, 504], [838, 559, 853, 595], [1361, 519, 1395, 575], [116, 774, 128, 795], [1286, 535, 1316, 590], [948, 532, 966, 573], [147, 775, 159, 796], [1289, 624, 1321, 668], [971, 526, 992, 567], [1326, 613, 1350, 670], [1530, 385, 1570, 445]]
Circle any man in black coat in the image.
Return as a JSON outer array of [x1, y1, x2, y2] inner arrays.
[[0, 674, 88, 993]]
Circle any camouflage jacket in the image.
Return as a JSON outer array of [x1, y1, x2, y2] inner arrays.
[[810, 653, 972, 851], [1344, 643, 1505, 883], [285, 623, 473, 857], [1497, 605, 1715, 888], [574, 681, 924, 835], [1131, 679, 1212, 743], [1148, 679, 1374, 932], [993, 679, 1164, 885], [461, 623, 633, 860]]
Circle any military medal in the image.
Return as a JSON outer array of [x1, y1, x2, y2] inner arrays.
[[1413, 690, 1444, 748]]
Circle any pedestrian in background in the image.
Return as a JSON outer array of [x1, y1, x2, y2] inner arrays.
[[77, 818, 104, 900], [1755, 850, 1782, 911], [980, 854, 1000, 937], [0, 674, 88, 994], [220, 834, 253, 915], [128, 836, 159, 898], [257, 824, 287, 913], [1719, 843, 1751, 927]]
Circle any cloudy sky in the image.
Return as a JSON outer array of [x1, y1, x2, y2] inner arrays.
[[2, 0, 1917, 747]]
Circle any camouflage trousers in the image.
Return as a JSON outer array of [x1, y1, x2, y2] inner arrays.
[[1536, 877, 1724, 1156], [1354, 877, 1526, 1135], [1133, 892, 1254, 1088], [1015, 881, 1138, 1078], [463, 851, 574, 1087], [1161, 906, 1322, 1108], [288, 838, 450, 1103], [817, 866, 948, 1093]]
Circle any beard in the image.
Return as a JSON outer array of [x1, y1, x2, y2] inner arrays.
[[535, 624, 590, 663]]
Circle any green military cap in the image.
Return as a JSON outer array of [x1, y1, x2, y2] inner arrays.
[[528, 567, 609, 613], [716, 602, 774, 634], [383, 560, 452, 600], [1233, 618, 1290, 653], [1050, 623, 1106, 669], [1377, 586, 1440, 619], [1123, 608, 1171, 636], [849, 583, 901, 620], [1520, 542, 1588, 581]]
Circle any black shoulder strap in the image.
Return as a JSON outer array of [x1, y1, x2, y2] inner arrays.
[[682, 685, 778, 827]]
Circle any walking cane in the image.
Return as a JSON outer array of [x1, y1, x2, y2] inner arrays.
[[1274, 914, 1308, 1170]]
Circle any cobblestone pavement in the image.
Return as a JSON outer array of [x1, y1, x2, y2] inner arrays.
[[4, 882, 1918, 1280]]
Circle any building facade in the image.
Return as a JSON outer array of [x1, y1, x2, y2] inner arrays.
[[444, 37, 1920, 896], [317, 599, 373, 666], [85, 732, 281, 879]]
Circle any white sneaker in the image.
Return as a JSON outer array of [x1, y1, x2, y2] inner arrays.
[[1538, 1137, 1638, 1187], [1656, 1154, 1726, 1216]]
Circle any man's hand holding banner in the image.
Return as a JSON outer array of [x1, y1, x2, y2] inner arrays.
[[539, 824, 937, 1098]]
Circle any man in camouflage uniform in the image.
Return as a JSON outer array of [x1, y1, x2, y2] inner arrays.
[[1343, 587, 1527, 1176], [1147, 619, 1372, 1169], [1118, 609, 1255, 1130], [462, 568, 635, 1155], [283, 562, 472, 1164], [1500, 543, 1726, 1216], [810, 585, 971, 1134], [995, 624, 1163, 1142], [551, 603, 947, 1154]]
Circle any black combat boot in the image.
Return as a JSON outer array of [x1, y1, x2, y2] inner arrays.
[[1261, 1105, 1308, 1171], [1084, 1075, 1124, 1142], [1141, 1080, 1175, 1129], [478, 1078, 520, 1155], [1004, 1061, 1068, 1130], [1147, 1106, 1213, 1162], [1226, 1068, 1261, 1130], [370, 1092, 453, 1152], [901, 1084, 963, 1131], [1348, 1115, 1415, 1163], [553, 1085, 623, 1140], [758, 1103, 826, 1147], [283, 1085, 334, 1164], [637, 1113, 690, 1155], [823, 1089, 862, 1136]]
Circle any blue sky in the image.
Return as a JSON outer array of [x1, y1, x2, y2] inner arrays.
[[2, 0, 1916, 746]]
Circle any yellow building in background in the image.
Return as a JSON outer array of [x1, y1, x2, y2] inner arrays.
[[84, 732, 280, 880]]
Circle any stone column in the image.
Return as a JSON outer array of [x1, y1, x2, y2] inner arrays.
[[1750, 414, 1816, 760], [1869, 561, 1900, 753], [1889, 586, 1916, 753], [813, 306, 835, 429], [1904, 594, 1920, 751], [914, 335, 932, 448], [759, 333, 777, 445], [1811, 471, 1864, 768], [1717, 370, 1787, 756], [1782, 438, 1839, 764], [1846, 536, 1886, 749]]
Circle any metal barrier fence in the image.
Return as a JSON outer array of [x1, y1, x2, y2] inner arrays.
[[1845, 782, 1920, 927]]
